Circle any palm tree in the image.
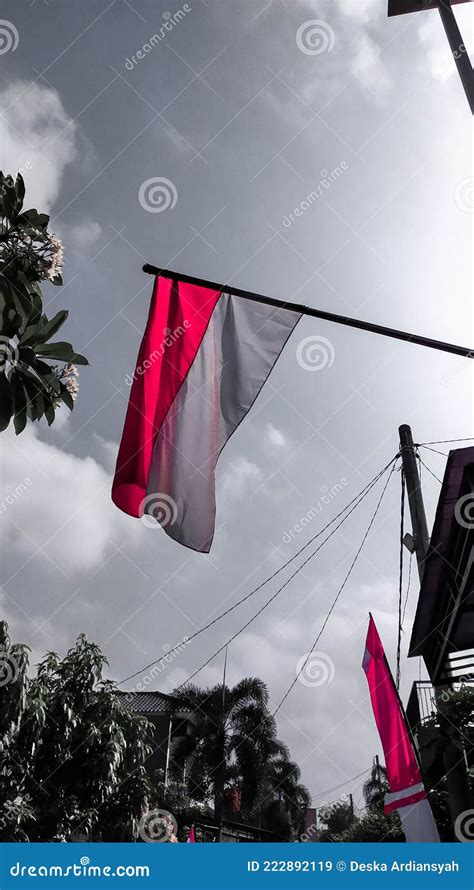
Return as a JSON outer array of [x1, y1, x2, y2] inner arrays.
[[363, 758, 389, 812], [172, 678, 273, 822]]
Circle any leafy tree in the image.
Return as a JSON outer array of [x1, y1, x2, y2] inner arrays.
[[0, 622, 151, 841], [0, 172, 87, 434], [318, 801, 355, 840], [172, 679, 310, 840], [362, 760, 389, 812]]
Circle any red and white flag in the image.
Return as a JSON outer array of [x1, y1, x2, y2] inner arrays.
[[362, 616, 439, 842], [187, 826, 195, 843], [112, 275, 301, 552]]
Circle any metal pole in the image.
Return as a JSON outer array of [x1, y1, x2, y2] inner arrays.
[[437, 0, 474, 114], [398, 424, 472, 832], [142, 265, 474, 359], [398, 425, 430, 582]]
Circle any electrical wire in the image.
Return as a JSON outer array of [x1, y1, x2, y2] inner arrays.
[[309, 767, 372, 802], [119, 456, 398, 686], [418, 456, 442, 485], [271, 462, 397, 718], [418, 437, 474, 446], [396, 468, 405, 690], [401, 552, 413, 629], [175, 460, 397, 691], [419, 444, 449, 458]]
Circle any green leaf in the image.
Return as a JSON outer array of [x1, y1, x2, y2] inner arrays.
[[11, 376, 28, 435], [51, 273, 63, 287], [44, 401, 55, 427], [59, 384, 74, 411], [16, 209, 50, 230], [20, 310, 69, 348], [35, 341, 88, 366], [15, 173, 25, 210], [0, 372, 12, 431]]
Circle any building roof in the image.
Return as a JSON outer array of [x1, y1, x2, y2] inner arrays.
[[116, 690, 182, 714], [388, 0, 468, 16], [409, 446, 474, 673]]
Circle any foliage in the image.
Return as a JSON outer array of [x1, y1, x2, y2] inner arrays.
[[338, 809, 404, 843], [362, 760, 389, 812], [0, 172, 87, 434], [0, 622, 151, 841], [423, 685, 474, 751], [171, 679, 310, 840]]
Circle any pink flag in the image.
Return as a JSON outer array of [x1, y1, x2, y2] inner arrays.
[[112, 275, 300, 552], [362, 616, 439, 842], [187, 826, 195, 843]]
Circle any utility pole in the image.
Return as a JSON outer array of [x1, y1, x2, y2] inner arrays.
[[398, 424, 472, 832], [217, 647, 228, 843], [399, 425, 430, 582]]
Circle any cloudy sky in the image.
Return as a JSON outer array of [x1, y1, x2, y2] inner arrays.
[[1, 0, 472, 812]]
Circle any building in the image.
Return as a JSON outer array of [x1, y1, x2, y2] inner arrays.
[[116, 690, 193, 783]]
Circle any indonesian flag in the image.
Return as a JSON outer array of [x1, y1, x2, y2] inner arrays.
[[187, 826, 195, 843], [362, 616, 439, 842], [112, 275, 301, 552]]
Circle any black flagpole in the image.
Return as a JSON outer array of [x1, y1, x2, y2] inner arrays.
[[142, 264, 473, 359]]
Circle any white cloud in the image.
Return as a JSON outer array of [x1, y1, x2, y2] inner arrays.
[[220, 456, 263, 501], [266, 422, 287, 449], [350, 32, 391, 92], [0, 80, 78, 212], [0, 426, 139, 575], [67, 220, 102, 250]]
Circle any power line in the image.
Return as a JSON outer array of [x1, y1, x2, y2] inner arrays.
[[418, 437, 474, 446], [175, 459, 398, 691], [271, 462, 397, 718], [309, 767, 372, 802], [419, 444, 449, 458], [396, 468, 405, 690], [401, 552, 413, 630], [418, 456, 443, 485], [119, 456, 397, 686]]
